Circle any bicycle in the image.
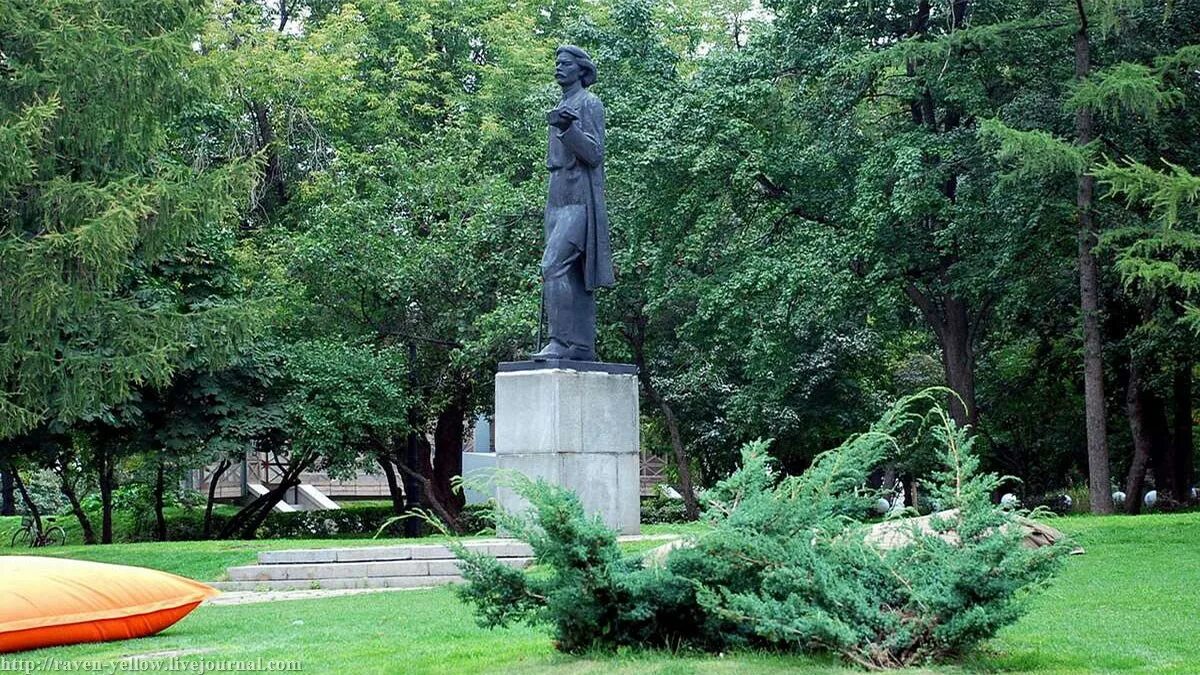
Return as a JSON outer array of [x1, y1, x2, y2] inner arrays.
[[9, 515, 67, 548]]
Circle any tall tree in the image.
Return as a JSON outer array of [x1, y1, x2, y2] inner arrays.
[[756, 0, 1077, 436], [1094, 48, 1200, 503], [0, 0, 258, 442], [1071, 0, 1116, 515], [979, 0, 1197, 511], [574, 0, 891, 508]]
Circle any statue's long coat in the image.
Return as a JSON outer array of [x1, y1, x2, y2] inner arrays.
[[547, 89, 614, 291]]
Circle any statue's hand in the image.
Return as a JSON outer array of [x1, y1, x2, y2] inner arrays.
[[546, 106, 576, 130]]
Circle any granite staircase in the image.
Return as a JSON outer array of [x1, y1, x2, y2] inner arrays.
[[209, 540, 533, 592]]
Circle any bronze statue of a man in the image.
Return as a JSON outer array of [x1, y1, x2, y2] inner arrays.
[[532, 45, 614, 362]]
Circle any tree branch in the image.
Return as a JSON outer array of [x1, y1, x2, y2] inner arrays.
[[904, 281, 946, 341]]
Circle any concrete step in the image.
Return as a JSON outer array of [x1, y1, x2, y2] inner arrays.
[[210, 575, 465, 592], [255, 540, 532, 564], [226, 556, 532, 582], [216, 540, 536, 592]]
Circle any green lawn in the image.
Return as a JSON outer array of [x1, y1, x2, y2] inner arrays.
[[0, 519, 696, 581], [2, 514, 1196, 673]]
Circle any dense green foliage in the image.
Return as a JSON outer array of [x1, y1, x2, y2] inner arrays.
[[0, 0, 258, 436], [456, 393, 1066, 668], [2, 0, 1198, 541]]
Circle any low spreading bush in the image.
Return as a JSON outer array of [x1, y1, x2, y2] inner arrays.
[[71, 496, 492, 542], [1025, 492, 1075, 515], [454, 391, 1067, 669], [640, 494, 688, 524], [456, 501, 497, 535], [147, 501, 495, 541], [12, 469, 70, 517], [257, 505, 402, 539], [116, 503, 400, 541]]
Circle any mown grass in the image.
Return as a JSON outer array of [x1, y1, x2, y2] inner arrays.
[[964, 512, 1200, 673], [3, 514, 1197, 673], [0, 517, 695, 581]]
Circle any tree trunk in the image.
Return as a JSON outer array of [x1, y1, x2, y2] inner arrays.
[[401, 342, 425, 536], [236, 477, 300, 540], [97, 446, 115, 544], [251, 102, 288, 209], [638, 371, 700, 520], [1147, 390, 1172, 499], [1074, 5, 1114, 515], [940, 296, 979, 429], [401, 428, 426, 537], [433, 400, 466, 513], [377, 453, 405, 515], [218, 455, 311, 539], [903, 284, 981, 430], [897, 0, 980, 432], [1125, 361, 1153, 515], [626, 313, 700, 520], [1169, 364, 1194, 503], [393, 448, 461, 533], [418, 434, 459, 527], [901, 475, 919, 512], [217, 489, 273, 539], [55, 461, 96, 545], [154, 459, 167, 541], [219, 478, 296, 540], [9, 465, 42, 535], [203, 459, 233, 538], [1, 470, 14, 516]]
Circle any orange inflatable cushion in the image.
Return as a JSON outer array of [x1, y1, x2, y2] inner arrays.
[[0, 556, 218, 653]]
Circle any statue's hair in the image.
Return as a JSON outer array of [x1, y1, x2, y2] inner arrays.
[[556, 45, 597, 87]]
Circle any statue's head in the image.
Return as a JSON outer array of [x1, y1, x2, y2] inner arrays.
[[555, 45, 596, 88]]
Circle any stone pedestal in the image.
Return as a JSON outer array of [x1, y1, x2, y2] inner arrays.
[[493, 362, 640, 534]]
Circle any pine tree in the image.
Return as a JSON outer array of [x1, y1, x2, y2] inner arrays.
[[980, 1, 1198, 512], [1089, 45, 1200, 504], [0, 0, 258, 439]]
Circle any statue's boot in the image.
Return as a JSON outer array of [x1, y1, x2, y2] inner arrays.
[[563, 344, 596, 361], [531, 338, 568, 360]]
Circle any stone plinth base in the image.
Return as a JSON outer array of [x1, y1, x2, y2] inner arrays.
[[494, 364, 640, 535]]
